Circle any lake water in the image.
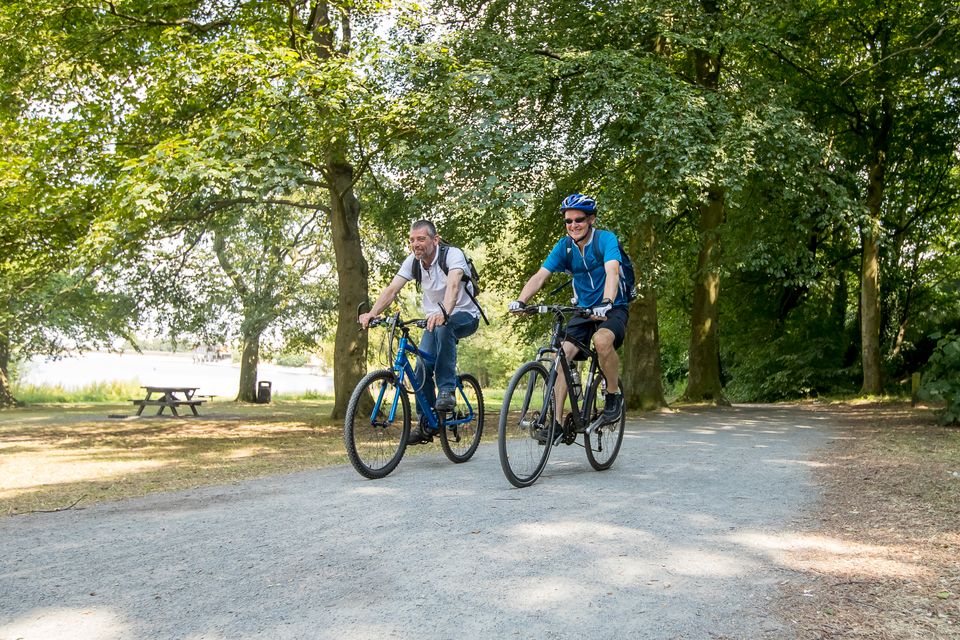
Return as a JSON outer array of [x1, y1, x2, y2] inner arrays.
[[20, 351, 334, 397]]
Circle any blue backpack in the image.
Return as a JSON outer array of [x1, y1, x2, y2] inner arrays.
[[565, 233, 637, 303]]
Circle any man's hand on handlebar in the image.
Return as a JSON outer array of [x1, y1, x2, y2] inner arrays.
[[426, 311, 446, 331], [358, 312, 376, 329], [591, 298, 613, 320], [508, 300, 527, 313]]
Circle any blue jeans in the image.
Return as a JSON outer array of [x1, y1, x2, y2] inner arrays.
[[415, 311, 480, 412]]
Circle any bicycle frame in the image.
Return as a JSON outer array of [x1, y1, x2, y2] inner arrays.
[[534, 308, 604, 435], [370, 320, 476, 433]]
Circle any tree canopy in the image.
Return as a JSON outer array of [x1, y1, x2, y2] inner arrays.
[[2, 0, 958, 408]]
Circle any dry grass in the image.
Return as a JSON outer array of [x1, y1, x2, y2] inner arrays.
[[0, 399, 502, 517], [776, 402, 960, 639], [0, 399, 348, 516]]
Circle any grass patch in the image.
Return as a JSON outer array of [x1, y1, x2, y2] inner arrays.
[[11, 379, 145, 403], [0, 394, 504, 517], [0, 399, 344, 517]]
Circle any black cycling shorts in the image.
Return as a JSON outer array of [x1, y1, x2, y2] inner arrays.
[[564, 307, 629, 359]]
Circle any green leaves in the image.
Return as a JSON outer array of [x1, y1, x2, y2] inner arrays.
[[919, 332, 960, 425]]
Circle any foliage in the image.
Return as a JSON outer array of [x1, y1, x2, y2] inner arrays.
[[272, 352, 311, 368], [3, 0, 959, 409], [919, 332, 960, 425]]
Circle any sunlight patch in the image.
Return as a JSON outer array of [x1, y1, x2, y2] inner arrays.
[[0, 455, 168, 493], [730, 531, 931, 579], [348, 486, 401, 496], [0, 607, 127, 640]]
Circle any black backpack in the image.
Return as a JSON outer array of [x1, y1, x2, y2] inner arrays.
[[565, 232, 637, 302], [412, 242, 489, 324]]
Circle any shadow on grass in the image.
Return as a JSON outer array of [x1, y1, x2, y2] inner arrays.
[[0, 400, 347, 516]]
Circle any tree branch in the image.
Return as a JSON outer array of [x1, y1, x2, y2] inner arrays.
[[841, 8, 958, 85], [104, 1, 231, 34]]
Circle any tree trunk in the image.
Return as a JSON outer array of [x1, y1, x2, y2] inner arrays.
[[328, 159, 370, 419], [237, 329, 261, 402], [682, 12, 728, 404], [860, 152, 885, 395], [0, 333, 18, 408], [683, 186, 727, 404], [623, 216, 666, 411]]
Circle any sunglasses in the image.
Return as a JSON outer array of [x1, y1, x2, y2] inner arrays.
[[564, 216, 588, 225]]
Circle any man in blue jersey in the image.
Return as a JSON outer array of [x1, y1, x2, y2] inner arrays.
[[508, 194, 628, 433]]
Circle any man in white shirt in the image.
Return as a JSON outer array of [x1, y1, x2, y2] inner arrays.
[[358, 220, 482, 444]]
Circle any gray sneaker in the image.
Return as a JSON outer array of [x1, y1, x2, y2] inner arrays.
[[435, 389, 456, 412]]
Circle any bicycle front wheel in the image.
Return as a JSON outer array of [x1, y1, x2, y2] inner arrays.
[[498, 361, 554, 488], [584, 374, 625, 471], [439, 373, 484, 463], [344, 369, 410, 479]]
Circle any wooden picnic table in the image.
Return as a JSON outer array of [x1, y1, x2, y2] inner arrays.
[[132, 386, 205, 417]]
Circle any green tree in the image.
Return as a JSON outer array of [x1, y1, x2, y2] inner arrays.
[[416, 0, 852, 409], [776, 0, 960, 394], [0, 8, 138, 406], [10, 1, 432, 416]]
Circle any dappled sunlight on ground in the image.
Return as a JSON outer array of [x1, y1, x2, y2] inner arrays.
[[0, 401, 343, 515], [511, 519, 654, 542], [0, 452, 169, 495], [347, 485, 402, 497], [761, 457, 834, 468], [0, 607, 128, 640], [209, 446, 273, 460], [732, 531, 932, 580], [500, 575, 582, 609]]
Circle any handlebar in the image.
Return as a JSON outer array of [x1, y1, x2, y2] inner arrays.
[[366, 315, 428, 330], [513, 304, 593, 318]]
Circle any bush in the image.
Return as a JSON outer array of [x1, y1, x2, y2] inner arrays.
[[918, 331, 960, 425], [273, 352, 310, 367]]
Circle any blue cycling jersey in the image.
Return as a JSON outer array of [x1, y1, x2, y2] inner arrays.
[[542, 229, 627, 308]]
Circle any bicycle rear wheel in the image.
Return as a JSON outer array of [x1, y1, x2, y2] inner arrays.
[[498, 361, 554, 487], [439, 373, 484, 463], [583, 374, 625, 471], [344, 369, 410, 479]]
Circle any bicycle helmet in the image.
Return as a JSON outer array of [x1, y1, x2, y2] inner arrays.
[[560, 193, 597, 214]]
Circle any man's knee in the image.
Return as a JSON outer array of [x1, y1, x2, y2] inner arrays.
[[593, 329, 616, 352]]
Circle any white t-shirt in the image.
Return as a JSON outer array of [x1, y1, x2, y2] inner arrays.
[[397, 246, 480, 319]]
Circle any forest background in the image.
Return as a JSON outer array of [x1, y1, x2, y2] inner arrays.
[[2, 0, 959, 422]]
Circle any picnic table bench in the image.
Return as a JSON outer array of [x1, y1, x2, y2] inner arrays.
[[132, 386, 205, 417]]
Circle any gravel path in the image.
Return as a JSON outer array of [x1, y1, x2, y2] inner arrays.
[[0, 404, 833, 639]]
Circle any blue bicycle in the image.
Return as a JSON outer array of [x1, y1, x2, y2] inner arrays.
[[344, 311, 485, 479]]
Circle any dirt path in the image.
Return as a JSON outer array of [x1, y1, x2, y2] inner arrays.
[[0, 405, 833, 639]]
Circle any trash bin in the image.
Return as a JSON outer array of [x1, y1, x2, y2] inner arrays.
[[257, 380, 272, 404]]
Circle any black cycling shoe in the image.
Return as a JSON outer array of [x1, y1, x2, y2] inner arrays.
[[602, 392, 624, 424], [534, 421, 563, 445], [435, 390, 456, 412]]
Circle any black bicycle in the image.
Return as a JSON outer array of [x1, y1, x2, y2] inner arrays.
[[497, 304, 626, 487], [344, 311, 484, 479]]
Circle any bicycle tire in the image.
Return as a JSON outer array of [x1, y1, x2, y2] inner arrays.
[[498, 361, 554, 488], [439, 373, 484, 463], [583, 373, 625, 471], [344, 369, 410, 479]]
